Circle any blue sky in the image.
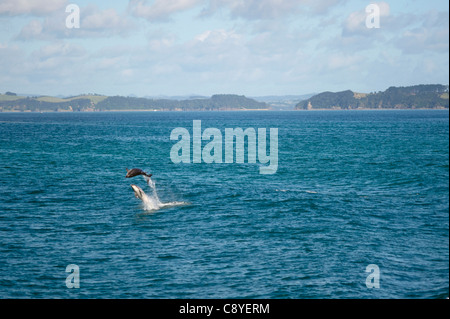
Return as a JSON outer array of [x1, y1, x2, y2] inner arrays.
[[0, 0, 448, 97]]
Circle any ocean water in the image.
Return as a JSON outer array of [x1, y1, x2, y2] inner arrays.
[[0, 110, 448, 299]]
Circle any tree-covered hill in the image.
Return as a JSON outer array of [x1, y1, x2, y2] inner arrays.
[[96, 94, 268, 111], [0, 93, 268, 112], [295, 84, 449, 110], [1, 85, 448, 112]]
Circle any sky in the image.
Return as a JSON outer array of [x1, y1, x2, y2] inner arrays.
[[0, 0, 448, 97]]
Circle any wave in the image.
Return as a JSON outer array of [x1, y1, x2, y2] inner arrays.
[[140, 176, 188, 212]]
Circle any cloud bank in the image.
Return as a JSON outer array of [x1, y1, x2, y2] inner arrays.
[[0, 0, 448, 96]]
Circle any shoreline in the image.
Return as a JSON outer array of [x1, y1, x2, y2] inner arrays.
[[0, 108, 448, 113], [294, 107, 449, 111]]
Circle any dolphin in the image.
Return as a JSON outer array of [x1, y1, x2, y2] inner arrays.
[[131, 184, 149, 202], [125, 168, 152, 179]]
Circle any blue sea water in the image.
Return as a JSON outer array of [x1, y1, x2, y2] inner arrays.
[[0, 110, 448, 299]]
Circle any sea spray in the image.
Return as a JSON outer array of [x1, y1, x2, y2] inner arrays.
[[140, 176, 189, 211], [145, 176, 162, 205], [139, 176, 162, 211]]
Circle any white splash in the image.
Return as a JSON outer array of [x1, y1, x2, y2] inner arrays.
[[140, 176, 188, 212]]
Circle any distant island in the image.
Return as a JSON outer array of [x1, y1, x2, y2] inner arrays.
[[296, 84, 449, 110], [0, 93, 268, 112], [1, 84, 448, 112]]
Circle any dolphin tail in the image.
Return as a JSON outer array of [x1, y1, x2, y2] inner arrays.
[[126, 168, 130, 173], [145, 173, 153, 178]]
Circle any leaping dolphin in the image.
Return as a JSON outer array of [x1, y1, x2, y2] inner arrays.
[[125, 168, 152, 179], [131, 184, 149, 202]]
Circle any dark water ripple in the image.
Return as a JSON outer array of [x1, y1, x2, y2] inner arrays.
[[0, 110, 448, 299]]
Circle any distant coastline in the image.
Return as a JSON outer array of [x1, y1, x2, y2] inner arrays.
[[1, 84, 448, 112], [0, 108, 273, 113], [1, 108, 448, 114], [0, 93, 269, 113], [296, 84, 449, 110]]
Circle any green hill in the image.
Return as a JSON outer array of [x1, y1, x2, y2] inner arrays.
[[0, 92, 268, 112], [95, 94, 268, 111], [0, 92, 23, 102], [295, 84, 449, 110]]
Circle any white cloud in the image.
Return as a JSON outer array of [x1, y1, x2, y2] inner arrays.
[[128, 0, 203, 21], [34, 42, 85, 59], [392, 11, 449, 54], [15, 5, 135, 40], [194, 29, 240, 44], [201, 0, 347, 20], [202, 0, 302, 20], [0, 0, 67, 16], [121, 68, 135, 77], [0, 42, 22, 65], [81, 6, 135, 35], [184, 28, 246, 68], [395, 27, 449, 54], [17, 19, 44, 39], [0, 41, 89, 92], [1, 0, 448, 96], [326, 54, 363, 70], [151, 63, 182, 76], [305, 0, 347, 14], [148, 34, 176, 51], [128, 0, 347, 21], [28, 42, 87, 72], [340, 7, 450, 55], [97, 56, 123, 69], [338, 4, 449, 57], [0, 43, 27, 87]]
